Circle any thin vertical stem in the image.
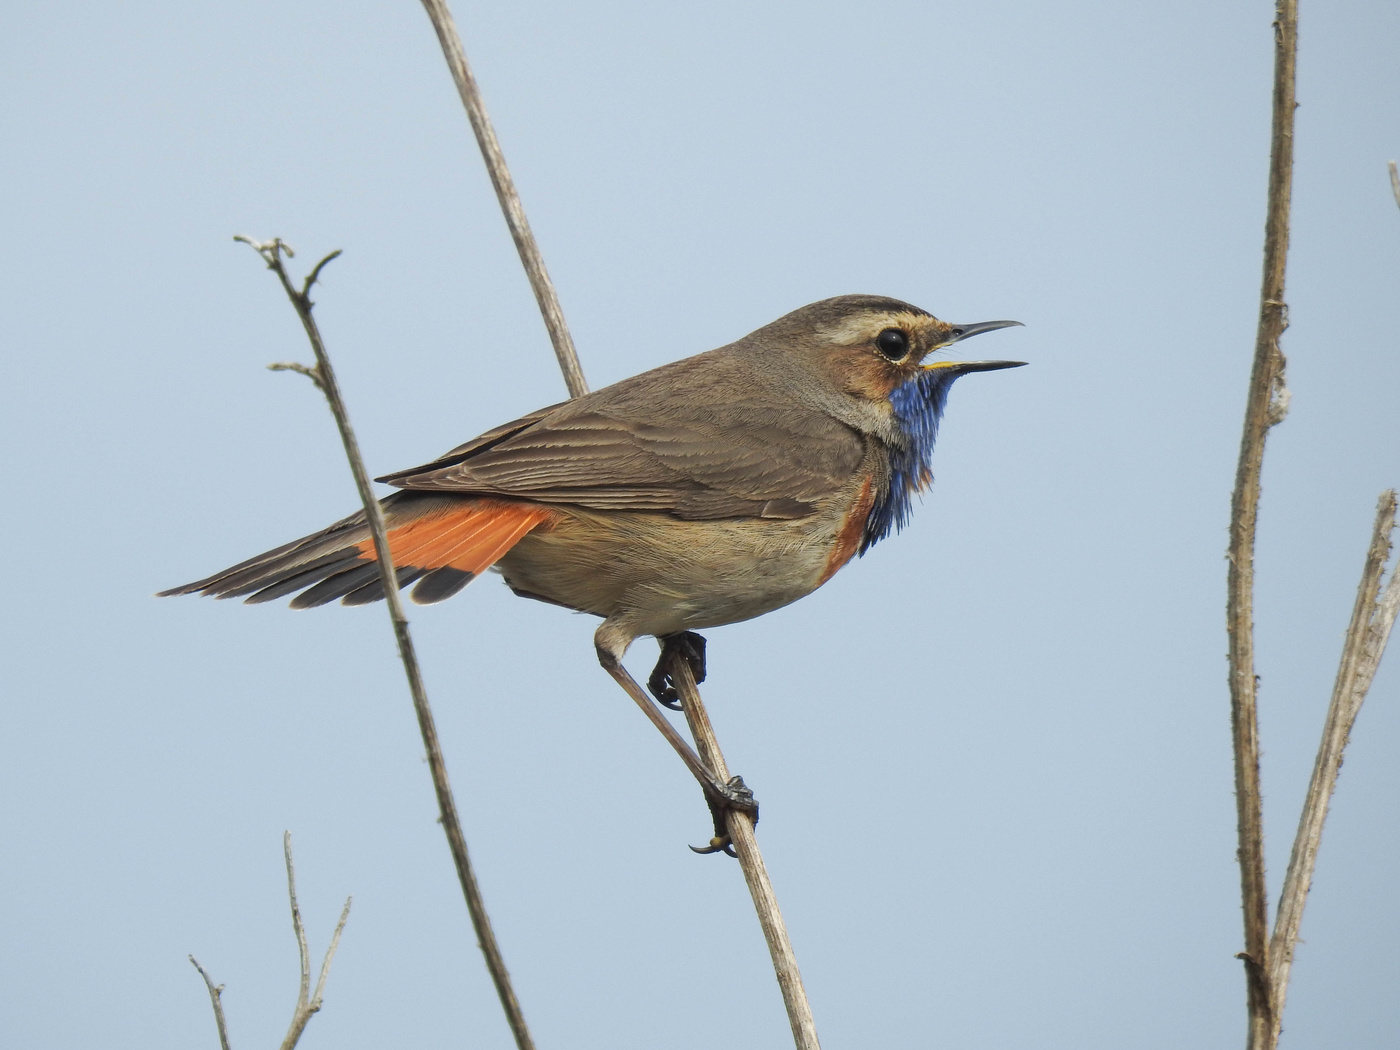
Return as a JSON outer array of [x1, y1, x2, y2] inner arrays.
[[240, 238, 537, 1050], [1226, 3, 1297, 1047], [417, 0, 589, 399], [282, 831, 312, 1040]]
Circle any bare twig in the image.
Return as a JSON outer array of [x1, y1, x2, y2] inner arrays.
[[267, 361, 325, 392], [1388, 160, 1400, 210], [1350, 539, 1400, 709], [668, 654, 821, 1049], [285, 831, 311, 1025], [189, 836, 350, 1050], [1268, 493, 1399, 1036], [236, 236, 537, 1050], [189, 956, 233, 1050], [279, 832, 353, 1050], [416, 0, 589, 399], [1226, 3, 1297, 1046]]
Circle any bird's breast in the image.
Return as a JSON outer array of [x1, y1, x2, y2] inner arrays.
[[816, 477, 875, 586]]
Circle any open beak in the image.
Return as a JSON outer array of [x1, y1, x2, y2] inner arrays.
[[948, 319, 1023, 342], [923, 319, 1026, 373]]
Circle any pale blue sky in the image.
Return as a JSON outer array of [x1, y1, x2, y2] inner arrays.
[[2, 2, 1397, 1047]]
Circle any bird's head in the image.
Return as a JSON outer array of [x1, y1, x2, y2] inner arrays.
[[748, 294, 1024, 441], [746, 294, 1024, 551]]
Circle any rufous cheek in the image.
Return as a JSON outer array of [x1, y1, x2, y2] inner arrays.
[[823, 347, 907, 401]]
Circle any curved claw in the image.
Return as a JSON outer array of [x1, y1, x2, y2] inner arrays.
[[691, 774, 756, 858], [646, 662, 684, 709], [648, 631, 707, 710]]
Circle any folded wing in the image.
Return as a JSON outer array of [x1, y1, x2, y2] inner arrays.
[[378, 351, 865, 519]]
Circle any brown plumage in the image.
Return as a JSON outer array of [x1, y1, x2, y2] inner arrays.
[[162, 294, 1023, 830], [163, 294, 1023, 661]]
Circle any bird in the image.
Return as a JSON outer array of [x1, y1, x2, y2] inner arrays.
[[161, 294, 1023, 845]]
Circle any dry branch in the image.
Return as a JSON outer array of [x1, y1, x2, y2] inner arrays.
[[279, 832, 352, 1050], [667, 653, 821, 1049], [189, 956, 232, 1050], [1227, 10, 1400, 1049], [1226, 3, 1296, 1046], [1268, 493, 1399, 1035], [189, 834, 350, 1050], [417, 0, 588, 399], [413, 5, 823, 1045], [236, 236, 537, 1050]]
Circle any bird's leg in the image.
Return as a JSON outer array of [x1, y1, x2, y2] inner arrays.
[[656, 640, 753, 857], [647, 631, 707, 711], [595, 639, 757, 847]]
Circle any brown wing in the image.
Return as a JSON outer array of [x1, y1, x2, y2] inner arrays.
[[375, 349, 866, 520]]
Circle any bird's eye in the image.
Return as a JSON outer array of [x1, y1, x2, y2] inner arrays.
[[875, 328, 910, 361]]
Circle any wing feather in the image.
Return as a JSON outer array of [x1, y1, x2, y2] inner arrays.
[[375, 351, 866, 520]]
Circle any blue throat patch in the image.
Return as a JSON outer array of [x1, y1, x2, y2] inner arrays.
[[859, 369, 958, 554]]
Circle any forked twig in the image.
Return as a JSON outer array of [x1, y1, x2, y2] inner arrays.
[[279, 832, 353, 1050], [188, 835, 350, 1050], [417, 0, 588, 399], [1228, 9, 1400, 1049], [189, 956, 233, 1050], [1268, 494, 1398, 1034], [235, 235, 537, 1050], [1226, 3, 1296, 1046]]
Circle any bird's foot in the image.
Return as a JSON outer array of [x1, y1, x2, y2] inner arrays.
[[690, 775, 757, 858], [648, 631, 707, 711]]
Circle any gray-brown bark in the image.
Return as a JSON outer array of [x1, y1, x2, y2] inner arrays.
[[1226, 4, 1296, 1046]]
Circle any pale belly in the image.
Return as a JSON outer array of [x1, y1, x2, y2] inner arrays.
[[497, 490, 865, 645]]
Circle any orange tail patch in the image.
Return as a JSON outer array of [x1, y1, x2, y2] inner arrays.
[[295, 499, 555, 608], [353, 500, 554, 602], [158, 494, 556, 609]]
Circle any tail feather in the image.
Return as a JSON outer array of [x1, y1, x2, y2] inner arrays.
[[384, 511, 496, 569], [289, 563, 387, 609], [159, 494, 555, 608], [342, 567, 429, 607], [405, 567, 475, 605], [241, 554, 368, 604]]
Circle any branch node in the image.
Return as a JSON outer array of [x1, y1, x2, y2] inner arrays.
[[1267, 371, 1291, 426], [234, 234, 294, 264], [267, 361, 327, 393]]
